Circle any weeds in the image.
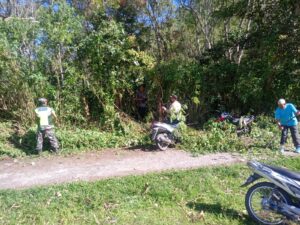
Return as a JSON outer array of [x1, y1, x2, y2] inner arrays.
[[0, 120, 149, 158], [179, 116, 283, 155], [0, 115, 292, 159]]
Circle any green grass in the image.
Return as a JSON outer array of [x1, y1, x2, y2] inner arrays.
[[1, 157, 300, 225]]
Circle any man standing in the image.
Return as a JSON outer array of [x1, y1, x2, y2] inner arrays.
[[135, 84, 148, 120], [35, 98, 59, 154], [275, 98, 300, 153], [162, 94, 182, 125]]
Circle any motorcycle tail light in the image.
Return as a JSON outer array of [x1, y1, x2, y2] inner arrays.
[[216, 117, 224, 122]]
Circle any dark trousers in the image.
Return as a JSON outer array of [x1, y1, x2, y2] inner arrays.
[[36, 129, 59, 152], [137, 107, 147, 120], [280, 125, 300, 147]]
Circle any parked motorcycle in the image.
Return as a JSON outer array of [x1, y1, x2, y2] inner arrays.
[[150, 121, 179, 151], [218, 112, 255, 136], [242, 161, 300, 224]]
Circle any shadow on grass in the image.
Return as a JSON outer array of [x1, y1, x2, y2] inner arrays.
[[9, 129, 54, 155], [187, 202, 256, 225]]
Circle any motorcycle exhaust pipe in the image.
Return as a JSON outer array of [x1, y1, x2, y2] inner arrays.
[[280, 203, 300, 220], [279, 209, 300, 221]]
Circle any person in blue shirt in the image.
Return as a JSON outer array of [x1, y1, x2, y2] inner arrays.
[[275, 98, 300, 153]]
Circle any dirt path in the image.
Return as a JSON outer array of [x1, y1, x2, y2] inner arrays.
[[0, 149, 245, 190]]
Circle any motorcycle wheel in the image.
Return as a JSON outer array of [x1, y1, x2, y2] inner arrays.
[[237, 126, 252, 137], [245, 182, 292, 225], [156, 133, 170, 151]]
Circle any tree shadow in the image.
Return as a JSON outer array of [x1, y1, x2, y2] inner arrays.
[[9, 129, 53, 155], [186, 202, 256, 225]]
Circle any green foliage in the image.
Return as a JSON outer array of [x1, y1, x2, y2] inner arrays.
[[0, 0, 299, 135], [0, 122, 23, 158], [0, 114, 289, 159], [181, 119, 245, 154], [180, 115, 286, 155], [0, 18, 38, 122], [0, 121, 148, 159], [77, 19, 154, 128], [0, 1, 154, 129]]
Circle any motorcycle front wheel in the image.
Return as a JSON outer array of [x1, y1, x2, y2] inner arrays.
[[245, 182, 291, 225], [155, 133, 170, 151]]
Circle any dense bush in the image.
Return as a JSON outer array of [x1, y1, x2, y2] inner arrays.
[[0, 1, 299, 160], [1, 0, 299, 128]]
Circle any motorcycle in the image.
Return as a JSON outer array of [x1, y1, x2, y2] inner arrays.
[[150, 121, 179, 151], [217, 112, 255, 136], [242, 161, 300, 224]]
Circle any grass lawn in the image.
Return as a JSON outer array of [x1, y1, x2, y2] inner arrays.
[[1, 157, 300, 225]]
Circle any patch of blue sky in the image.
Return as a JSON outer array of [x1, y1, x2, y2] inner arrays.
[[137, 0, 179, 27]]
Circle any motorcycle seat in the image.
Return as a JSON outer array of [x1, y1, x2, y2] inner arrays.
[[264, 164, 300, 181]]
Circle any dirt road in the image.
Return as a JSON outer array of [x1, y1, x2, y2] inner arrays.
[[0, 149, 244, 190]]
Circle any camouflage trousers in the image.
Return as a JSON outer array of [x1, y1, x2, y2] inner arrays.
[[36, 129, 59, 152]]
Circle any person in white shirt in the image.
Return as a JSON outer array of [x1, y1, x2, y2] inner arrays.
[[162, 95, 182, 125]]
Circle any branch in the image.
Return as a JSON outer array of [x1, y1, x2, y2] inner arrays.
[[180, 0, 213, 49]]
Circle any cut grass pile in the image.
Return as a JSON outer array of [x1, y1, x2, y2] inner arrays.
[[1, 157, 300, 225]]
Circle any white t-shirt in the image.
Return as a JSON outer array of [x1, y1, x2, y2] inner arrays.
[[169, 101, 181, 114], [35, 107, 54, 130]]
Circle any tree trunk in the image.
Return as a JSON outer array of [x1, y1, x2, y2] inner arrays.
[[81, 95, 90, 120]]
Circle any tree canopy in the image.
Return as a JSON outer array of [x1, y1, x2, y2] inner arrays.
[[0, 0, 299, 127]]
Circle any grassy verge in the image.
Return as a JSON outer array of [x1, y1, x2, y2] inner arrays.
[[0, 115, 294, 159], [0, 120, 149, 159], [1, 157, 300, 225]]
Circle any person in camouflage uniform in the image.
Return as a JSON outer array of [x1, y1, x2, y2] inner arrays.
[[35, 98, 59, 154]]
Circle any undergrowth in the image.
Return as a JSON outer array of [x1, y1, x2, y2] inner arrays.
[[180, 116, 288, 155], [0, 115, 292, 159], [0, 119, 149, 158]]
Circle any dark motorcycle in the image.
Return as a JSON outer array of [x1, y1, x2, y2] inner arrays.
[[218, 112, 255, 136], [242, 161, 300, 224], [150, 121, 179, 151]]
